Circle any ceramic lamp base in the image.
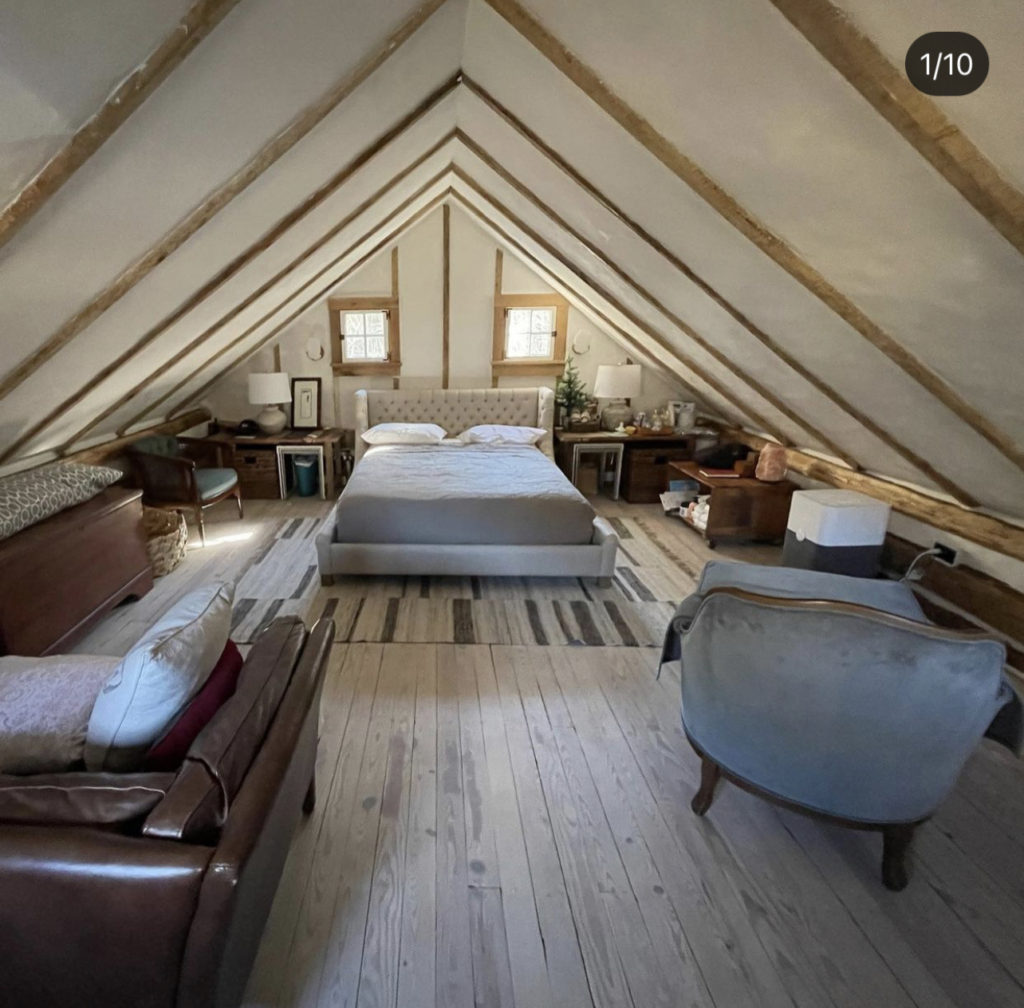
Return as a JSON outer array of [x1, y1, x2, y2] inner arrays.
[[600, 399, 633, 431], [256, 405, 288, 435]]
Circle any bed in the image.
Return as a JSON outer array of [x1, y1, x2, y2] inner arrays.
[[315, 387, 618, 582]]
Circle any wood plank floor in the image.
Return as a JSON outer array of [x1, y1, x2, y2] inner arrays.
[[69, 494, 1024, 1007]]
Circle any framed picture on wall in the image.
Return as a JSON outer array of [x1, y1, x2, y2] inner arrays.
[[291, 377, 322, 429]]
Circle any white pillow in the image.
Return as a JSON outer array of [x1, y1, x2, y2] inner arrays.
[[85, 581, 235, 771], [0, 655, 118, 774], [458, 424, 546, 446], [361, 422, 446, 445]]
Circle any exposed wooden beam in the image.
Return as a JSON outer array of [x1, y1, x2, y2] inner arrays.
[[442, 203, 451, 388], [721, 425, 1024, 562], [482, 0, 1024, 474], [448, 191, 746, 429], [452, 163, 792, 444], [0, 0, 447, 404], [166, 193, 450, 421], [461, 74, 975, 504], [0, 0, 243, 253], [456, 131, 861, 468], [115, 176, 450, 439], [52, 131, 456, 455], [65, 409, 211, 465], [771, 0, 1024, 258]]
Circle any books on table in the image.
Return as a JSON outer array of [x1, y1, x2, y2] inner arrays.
[[698, 467, 741, 478]]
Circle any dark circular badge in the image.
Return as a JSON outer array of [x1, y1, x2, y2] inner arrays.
[[906, 32, 988, 95]]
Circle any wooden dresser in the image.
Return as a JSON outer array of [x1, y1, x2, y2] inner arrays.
[[0, 487, 153, 656]]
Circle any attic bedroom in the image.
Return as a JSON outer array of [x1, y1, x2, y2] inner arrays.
[[1, 1, 1022, 1006]]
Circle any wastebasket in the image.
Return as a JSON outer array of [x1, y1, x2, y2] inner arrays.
[[294, 456, 319, 497], [781, 489, 890, 577]]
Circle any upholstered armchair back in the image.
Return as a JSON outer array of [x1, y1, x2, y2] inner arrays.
[[679, 588, 1007, 824], [353, 387, 555, 463]]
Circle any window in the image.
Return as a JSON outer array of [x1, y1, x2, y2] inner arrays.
[[505, 307, 556, 360], [328, 296, 401, 375]]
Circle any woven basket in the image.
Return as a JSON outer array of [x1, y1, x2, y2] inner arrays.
[[142, 506, 188, 577]]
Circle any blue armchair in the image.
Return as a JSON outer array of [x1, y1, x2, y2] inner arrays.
[[663, 562, 1020, 890]]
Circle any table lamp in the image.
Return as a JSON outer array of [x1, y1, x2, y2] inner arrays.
[[248, 372, 292, 434], [593, 363, 642, 430]]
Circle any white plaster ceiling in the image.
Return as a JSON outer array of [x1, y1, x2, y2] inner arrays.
[[0, 0, 1021, 519]]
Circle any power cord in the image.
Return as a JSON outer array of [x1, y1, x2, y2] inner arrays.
[[901, 547, 941, 583]]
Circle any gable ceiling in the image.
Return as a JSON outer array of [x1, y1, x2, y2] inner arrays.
[[0, 0, 1022, 520]]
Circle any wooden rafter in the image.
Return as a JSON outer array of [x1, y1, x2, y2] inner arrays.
[[0, 0, 447, 405], [770, 0, 1024, 258], [66, 409, 212, 465], [447, 188, 754, 431], [166, 193, 451, 422], [460, 74, 977, 505], [0, 0, 243, 253], [455, 131, 860, 467], [720, 426, 1024, 563], [49, 122, 457, 455], [482, 0, 1024, 474], [110, 172, 450, 441]]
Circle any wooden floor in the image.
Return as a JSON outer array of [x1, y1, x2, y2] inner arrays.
[[74, 495, 1024, 1007]]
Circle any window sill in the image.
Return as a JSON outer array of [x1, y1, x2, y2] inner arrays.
[[491, 359, 565, 376], [332, 360, 402, 377]]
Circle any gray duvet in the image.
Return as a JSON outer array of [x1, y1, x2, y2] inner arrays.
[[333, 443, 595, 545]]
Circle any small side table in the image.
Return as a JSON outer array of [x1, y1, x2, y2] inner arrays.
[[571, 442, 624, 500], [276, 445, 327, 500]]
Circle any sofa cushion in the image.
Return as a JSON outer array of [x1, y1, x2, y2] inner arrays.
[[0, 655, 118, 774], [85, 581, 235, 772], [0, 461, 123, 542], [0, 771, 175, 827], [144, 639, 244, 771]]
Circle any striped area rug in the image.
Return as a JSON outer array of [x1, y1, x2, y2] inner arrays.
[[227, 511, 698, 647]]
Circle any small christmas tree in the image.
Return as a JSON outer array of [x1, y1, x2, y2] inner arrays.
[[555, 355, 589, 428]]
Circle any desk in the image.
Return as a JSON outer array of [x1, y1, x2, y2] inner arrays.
[[670, 460, 796, 548], [554, 429, 697, 503], [206, 429, 349, 499]]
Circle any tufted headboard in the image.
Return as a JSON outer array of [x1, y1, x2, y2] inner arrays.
[[353, 387, 555, 463]]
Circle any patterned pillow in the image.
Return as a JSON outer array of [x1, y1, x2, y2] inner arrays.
[[0, 461, 123, 541]]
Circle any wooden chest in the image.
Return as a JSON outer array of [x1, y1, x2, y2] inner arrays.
[[622, 443, 695, 503], [231, 445, 280, 499]]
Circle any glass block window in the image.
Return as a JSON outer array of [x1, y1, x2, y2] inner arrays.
[[341, 310, 389, 361], [505, 307, 556, 359]]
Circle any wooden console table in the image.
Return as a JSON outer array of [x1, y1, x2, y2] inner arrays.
[[206, 428, 349, 500], [670, 460, 796, 548], [554, 429, 697, 503]]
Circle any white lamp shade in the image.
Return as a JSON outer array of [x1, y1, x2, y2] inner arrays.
[[248, 372, 291, 404], [593, 364, 642, 399]]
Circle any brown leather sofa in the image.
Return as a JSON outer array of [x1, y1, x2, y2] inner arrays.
[[0, 614, 334, 1008]]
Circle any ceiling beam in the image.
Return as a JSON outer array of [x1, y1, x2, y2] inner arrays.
[[461, 74, 975, 504], [166, 192, 451, 422], [482, 0, 1024, 475], [0, 0, 243, 253], [101, 173, 451, 443], [0, 0, 447, 404], [65, 409, 212, 466], [770, 0, 1024, 258], [720, 425, 1024, 563], [448, 177, 771, 433], [448, 194, 734, 423], [456, 130, 860, 467]]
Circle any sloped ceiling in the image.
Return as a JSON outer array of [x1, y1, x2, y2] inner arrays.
[[0, 0, 1022, 519]]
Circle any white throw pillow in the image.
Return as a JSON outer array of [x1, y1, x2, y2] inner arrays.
[[85, 581, 235, 771], [0, 655, 119, 774], [458, 424, 546, 446], [362, 422, 446, 445]]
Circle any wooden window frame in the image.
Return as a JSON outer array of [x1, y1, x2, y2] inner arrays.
[[329, 296, 401, 376], [491, 292, 568, 378]]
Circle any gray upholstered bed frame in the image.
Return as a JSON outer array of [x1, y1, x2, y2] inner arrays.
[[315, 387, 618, 583]]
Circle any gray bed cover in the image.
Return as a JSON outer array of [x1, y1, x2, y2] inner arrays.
[[333, 443, 595, 545]]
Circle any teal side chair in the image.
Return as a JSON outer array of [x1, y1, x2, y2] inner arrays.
[[129, 435, 243, 546]]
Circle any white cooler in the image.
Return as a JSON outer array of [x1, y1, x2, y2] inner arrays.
[[781, 490, 890, 578]]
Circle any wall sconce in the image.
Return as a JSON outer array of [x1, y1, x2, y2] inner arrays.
[[570, 329, 591, 355]]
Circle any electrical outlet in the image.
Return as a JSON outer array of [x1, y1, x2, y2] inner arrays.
[[932, 542, 958, 567]]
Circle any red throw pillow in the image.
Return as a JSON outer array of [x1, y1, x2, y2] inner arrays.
[[144, 640, 243, 771]]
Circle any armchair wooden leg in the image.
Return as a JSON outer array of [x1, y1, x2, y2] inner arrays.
[[303, 771, 317, 815], [691, 757, 722, 816], [235, 489, 244, 520], [881, 824, 915, 891], [195, 506, 206, 547]]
